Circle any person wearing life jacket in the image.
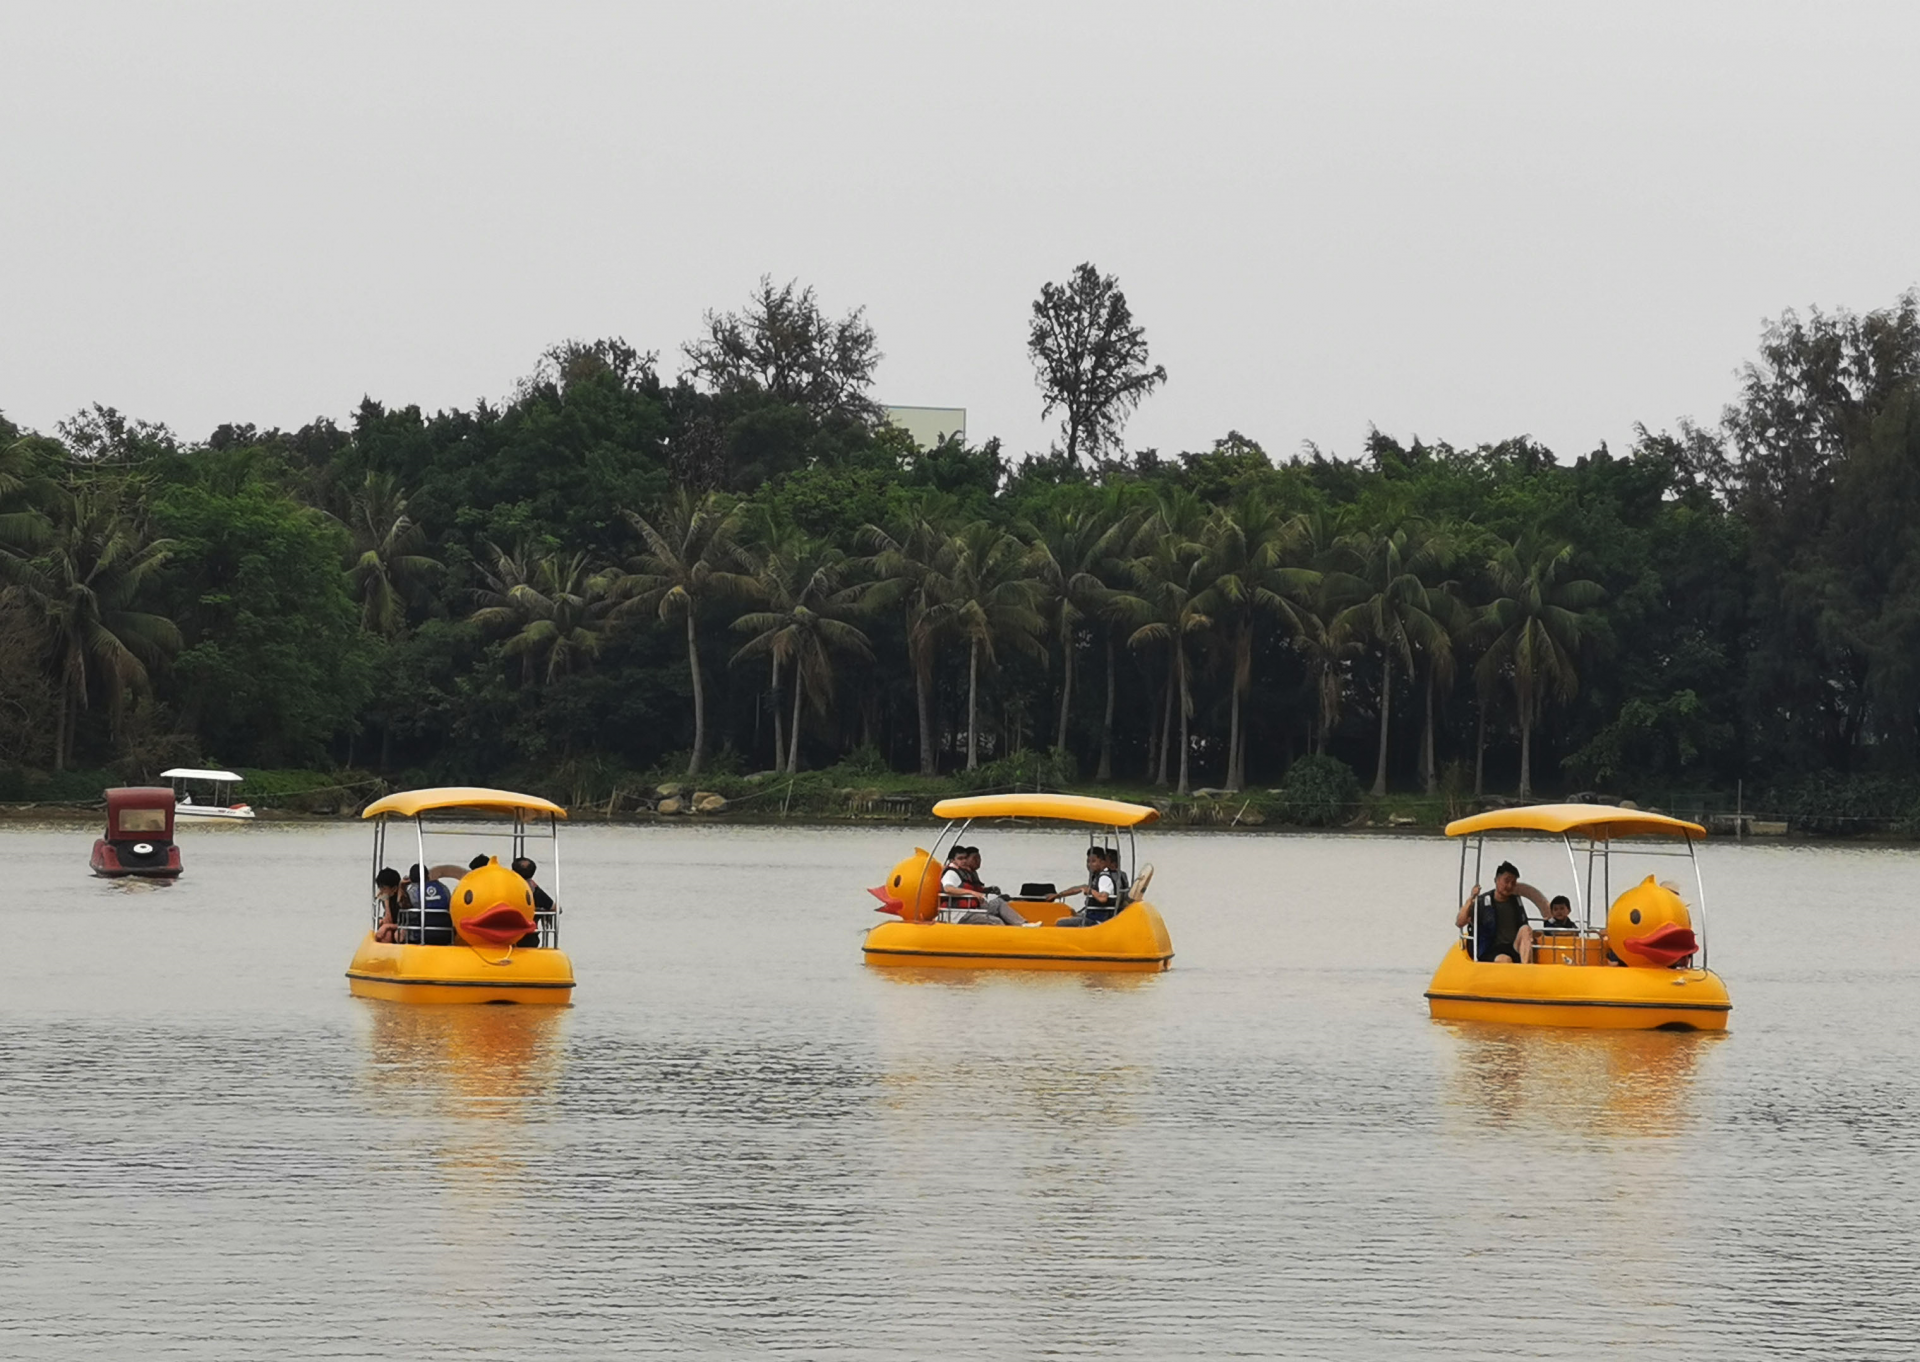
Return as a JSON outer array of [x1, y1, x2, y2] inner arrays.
[[1053, 846, 1125, 927], [1454, 860, 1548, 963], [400, 862, 461, 945], [941, 846, 1033, 926]]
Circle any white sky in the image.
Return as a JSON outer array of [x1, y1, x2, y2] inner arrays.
[[3, 1, 1917, 462]]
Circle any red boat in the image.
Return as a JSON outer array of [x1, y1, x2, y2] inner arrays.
[[91, 787, 184, 879]]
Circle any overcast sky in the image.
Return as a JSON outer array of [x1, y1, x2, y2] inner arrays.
[[4, 1, 1917, 463]]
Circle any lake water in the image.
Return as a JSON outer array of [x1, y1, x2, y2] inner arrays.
[[2, 820, 1915, 1359]]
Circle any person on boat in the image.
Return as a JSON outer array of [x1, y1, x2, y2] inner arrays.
[[1541, 895, 1578, 932], [1054, 846, 1124, 927], [510, 856, 553, 947], [1455, 861, 1547, 963], [402, 863, 459, 945], [373, 867, 407, 942], [941, 847, 1032, 926]]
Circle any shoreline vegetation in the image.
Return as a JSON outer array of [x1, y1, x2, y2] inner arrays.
[[1, 760, 1907, 840], [7, 274, 1920, 836]]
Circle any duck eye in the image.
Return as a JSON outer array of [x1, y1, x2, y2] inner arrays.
[[892, 875, 902, 888], [1629, 908, 1641, 924]]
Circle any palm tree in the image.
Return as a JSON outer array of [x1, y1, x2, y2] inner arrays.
[[1127, 489, 1215, 795], [471, 543, 618, 685], [1023, 495, 1134, 760], [5, 481, 179, 770], [862, 494, 964, 776], [731, 529, 871, 773], [618, 489, 754, 777], [1335, 523, 1449, 797], [1474, 533, 1606, 797], [345, 471, 439, 637], [1417, 577, 1469, 795], [1198, 493, 1315, 790], [946, 521, 1046, 770]]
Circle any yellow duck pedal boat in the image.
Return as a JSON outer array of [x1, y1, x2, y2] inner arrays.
[[861, 794, 1173, 973], [1424, 803, 1731, 1031], [347, 787, 576, 1006]]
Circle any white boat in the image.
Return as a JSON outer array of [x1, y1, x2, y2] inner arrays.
[[160, 768, 257, 821]]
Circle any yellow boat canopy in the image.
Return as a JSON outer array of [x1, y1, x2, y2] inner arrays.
[[931, 793, 1159, 827], [362, 787, 568, 820], [1445, 802, 1703, 841]]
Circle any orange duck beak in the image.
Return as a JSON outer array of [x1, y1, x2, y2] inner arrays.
[[459, 903, 535, 945], [867, 886, 904, 916], [1626, 923, 1698, 967]]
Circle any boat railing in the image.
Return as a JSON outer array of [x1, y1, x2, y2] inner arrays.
[[370, 896, 563, 948], [1453, 924, 1608, 966]]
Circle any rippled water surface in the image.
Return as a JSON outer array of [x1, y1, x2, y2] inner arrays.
[[3, 820, 1916, 1359]]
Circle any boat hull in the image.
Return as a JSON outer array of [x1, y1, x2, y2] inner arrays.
[[863, 900, 1173, 972], [1425, 942, 1730, 1031], [90, 839, 183, 878], [345, 932, 575, 1004], [175, 806, 255, 820]]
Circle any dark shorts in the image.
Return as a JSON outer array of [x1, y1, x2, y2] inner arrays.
[[1475, 937, 1521, 962]]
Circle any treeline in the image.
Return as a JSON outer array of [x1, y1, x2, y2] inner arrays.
[[3, 273, 1919, 810]]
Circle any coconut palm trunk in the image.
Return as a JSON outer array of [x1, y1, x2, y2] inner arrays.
[[1167, 641, 1182, 791], [1054, 625, 1075, 753], [1097, 633, 1117, 780], [1518, 696, 1534, 798], [1155, 656, 1175, 785], [1422, 668, 1437, 795], [685, 611, 707, 776], [1371, 652, 1392, 797], [1474, 704, 1487, 796], [913, 632, 936, 776], [770, 654, 786, 774], [1227, 622, 1251, 790], [788, 668, 805, 774], [966, 638, 980, 770]]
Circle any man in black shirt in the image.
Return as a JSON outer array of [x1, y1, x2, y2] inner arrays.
[[511, 856, 554, 947], [1454, 860, 1547, 963]]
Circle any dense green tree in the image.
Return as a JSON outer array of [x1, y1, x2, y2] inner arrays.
[[1474, 533, 1605, 797], [1127, 489, 1215, 794], [1334, 523, 1450, 797], [471, 544, 619, 687], [7, 481, 177, 769], [345, 471, 439, 636], [731, 522, 871, 773], [945, 521, 1046, 770], [618, 489, 753, 776], [151, 471, 371, 767]]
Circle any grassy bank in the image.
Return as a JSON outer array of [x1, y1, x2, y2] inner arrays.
[[10, 757, 1919, 839]]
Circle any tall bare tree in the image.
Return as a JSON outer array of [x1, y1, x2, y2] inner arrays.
[[1028, 263, 1167, 464], [684, 276, 881, 422]]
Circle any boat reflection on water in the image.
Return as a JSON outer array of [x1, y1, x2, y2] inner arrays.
[[870, 965, 1161, 995], [356, 1002, 567, 1184], [1437, 1020, 1723, 1138], [866, 966, 1161, 1140]]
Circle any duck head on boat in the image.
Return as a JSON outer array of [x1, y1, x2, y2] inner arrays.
[[91, 787, 183, 879], [346, 787, 576, 1005], [862, 793, 1172, 972], [1425, 803, 1731, 1031]]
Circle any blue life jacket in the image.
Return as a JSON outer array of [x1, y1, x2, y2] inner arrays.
[[401, 879, 455, 944]]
